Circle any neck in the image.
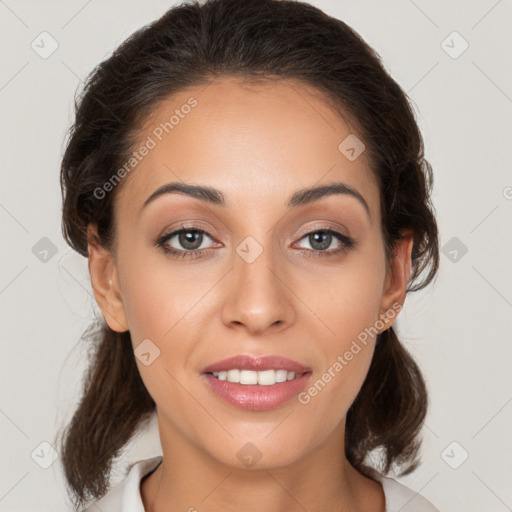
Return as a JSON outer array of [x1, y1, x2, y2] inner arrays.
[[141, 415, 385, 512]]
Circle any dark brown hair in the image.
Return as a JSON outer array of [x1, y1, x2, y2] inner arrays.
[[56, 0, 439, 509]]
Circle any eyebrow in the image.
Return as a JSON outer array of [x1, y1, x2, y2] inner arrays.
[[141, 181, 370, 218]]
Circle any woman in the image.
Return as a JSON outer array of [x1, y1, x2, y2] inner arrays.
[[57, 0, 440, 510]]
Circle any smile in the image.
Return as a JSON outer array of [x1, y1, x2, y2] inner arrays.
[[201, 355, 312, 410]]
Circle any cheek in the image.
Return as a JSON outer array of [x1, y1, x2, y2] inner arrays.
[[303, 245, 387, 343], [116, 249, 214, 397], [296, 242, 386, 408], [117, 248, 210, 342]]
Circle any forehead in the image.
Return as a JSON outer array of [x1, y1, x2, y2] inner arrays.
[[114, 76, 378, 217]]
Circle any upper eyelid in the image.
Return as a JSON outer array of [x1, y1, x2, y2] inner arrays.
[[157, 226, 215, 244]]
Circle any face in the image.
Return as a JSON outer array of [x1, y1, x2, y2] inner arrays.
[[88, 76, 412, 469]]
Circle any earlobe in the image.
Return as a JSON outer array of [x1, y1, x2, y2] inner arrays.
[[86, 224, 129, 333], [378, 230, 414, 331]]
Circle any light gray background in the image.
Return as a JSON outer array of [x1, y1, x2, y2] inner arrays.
[[1, 1, 511, 511]]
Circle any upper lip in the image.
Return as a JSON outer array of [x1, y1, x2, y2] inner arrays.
[[202, 355, 311, 374]]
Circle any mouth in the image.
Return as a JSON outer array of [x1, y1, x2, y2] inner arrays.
[[201, 355, 312, 410]]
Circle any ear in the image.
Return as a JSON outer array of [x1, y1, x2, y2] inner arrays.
[[378, 230, 414, 332], [87, 224, 129, 332]]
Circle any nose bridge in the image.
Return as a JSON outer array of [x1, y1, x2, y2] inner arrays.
[[220, 233, 294, 333], [236, 234, 278, 293]]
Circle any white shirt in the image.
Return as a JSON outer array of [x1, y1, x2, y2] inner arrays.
[[82, 455, 440, 512]]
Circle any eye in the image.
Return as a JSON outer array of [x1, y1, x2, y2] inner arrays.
[[294, 229, 354, 255], [156, 226, 216, 258]]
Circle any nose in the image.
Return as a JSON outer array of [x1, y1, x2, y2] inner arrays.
[[220, 239, 296, 336]]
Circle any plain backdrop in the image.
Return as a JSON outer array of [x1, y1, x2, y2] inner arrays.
[[1, 1, 511, 511]]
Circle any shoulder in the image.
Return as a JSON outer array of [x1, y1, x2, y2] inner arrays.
[[81, 455, 163, 512], [377, 474, 441, 512]]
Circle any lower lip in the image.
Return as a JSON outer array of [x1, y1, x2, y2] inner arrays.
[[203, 373, 310, 411]]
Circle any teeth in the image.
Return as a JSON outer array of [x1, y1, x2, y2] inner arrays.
[[211, 369, 300, 385], [240, 370, 258, 385], [257, 369, 276, 386], [276, 369, 288, 383], [227, 369, 240, 382]]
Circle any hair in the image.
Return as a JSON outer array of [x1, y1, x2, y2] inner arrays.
[[56, 0, 439, 509]]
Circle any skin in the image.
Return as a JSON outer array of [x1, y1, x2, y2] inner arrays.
[[87, 76, 413, 512]]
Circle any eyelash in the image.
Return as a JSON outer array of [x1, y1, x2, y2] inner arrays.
[[155, 225, 355, 260]]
